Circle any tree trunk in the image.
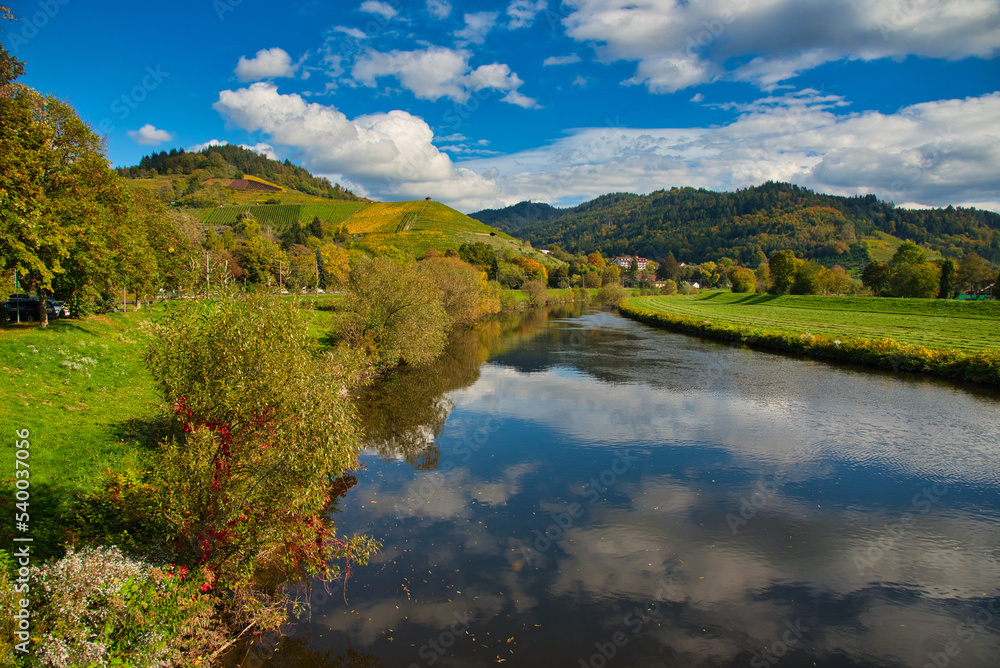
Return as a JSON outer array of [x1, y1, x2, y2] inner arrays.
[[38, 294, 48, 327]]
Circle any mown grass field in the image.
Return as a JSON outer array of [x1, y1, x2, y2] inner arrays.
[[627, 292, 1000, 352]]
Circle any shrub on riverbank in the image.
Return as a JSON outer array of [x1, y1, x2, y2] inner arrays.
[[2, 294, 381, 666], [619, 299, 1000, 386]]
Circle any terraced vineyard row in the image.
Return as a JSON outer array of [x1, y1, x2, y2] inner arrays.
[[628, 293, 1000, 352]]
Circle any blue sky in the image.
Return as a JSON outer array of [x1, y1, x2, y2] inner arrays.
[[4, 0, 999, 212]]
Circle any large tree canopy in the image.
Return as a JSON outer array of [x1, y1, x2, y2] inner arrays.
[[1, 42, 192, 322]]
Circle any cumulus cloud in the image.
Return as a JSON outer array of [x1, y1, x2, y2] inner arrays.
[[352, 46, 536, 107], [426, 0, 451, 20], [454, 11, 499, 45], [560, 0, 1000, 92], [235, 47, 298, 82], [507, 0, 547, 29], [543, 54, 581, 66], [359, 0, 397, 20], [127, 124, 173, 146], [212, 82, 501, 209], [457, 92, 1000, 212]]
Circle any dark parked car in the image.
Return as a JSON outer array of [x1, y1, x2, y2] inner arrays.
[[2, 298, 67, 322], [3, 299, 41, 322]]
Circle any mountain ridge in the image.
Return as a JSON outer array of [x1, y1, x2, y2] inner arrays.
[[470, 183, 1000, 269]]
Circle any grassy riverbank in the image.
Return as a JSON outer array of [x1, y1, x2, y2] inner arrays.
[[620, 293, 1000, 386]]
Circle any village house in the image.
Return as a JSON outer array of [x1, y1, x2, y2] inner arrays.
[[613, 256, 649, 271]]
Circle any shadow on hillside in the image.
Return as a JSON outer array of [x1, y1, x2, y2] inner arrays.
[[734, 294, 780, 305]]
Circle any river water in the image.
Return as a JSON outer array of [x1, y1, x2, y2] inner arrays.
[[255, 305, 1000, 668]]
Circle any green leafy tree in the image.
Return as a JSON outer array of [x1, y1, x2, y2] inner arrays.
[[768, 250, 797, 294], [888, 262, 940, 298], [791, 260, 823, 295], [601, 264, 621, 286], [1, 47, 186, 322], [497, 261, 526, 289], [145, 294, 378, 631], [890, 241, 926, 266], [755, 262, 770, 294], [308, 215, 324, 239], [656, 253, 680, 281], [727, 266, 756, 293], [419, 256, 500, 325], [957, 252, 992, 293], [548, 264, 569, 289], [341, 258, 450, 368], [938, 258, 956, 299], [625, 258, 639, 287], [459, 241, 497, 268], [598, 282, 627, 307], [862, 261, 892, 296], [240, 235, 286, 284], [279, 219, 309, 249]]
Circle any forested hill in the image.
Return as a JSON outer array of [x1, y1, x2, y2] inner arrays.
[[471, 200, 561, 230], [471, 183, 1000, 268], [118, 144, 361, 201]]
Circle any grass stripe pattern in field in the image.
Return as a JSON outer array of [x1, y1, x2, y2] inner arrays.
[[628, 293, 1000, 352]]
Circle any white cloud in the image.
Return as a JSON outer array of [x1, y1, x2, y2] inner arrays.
[[235, 47, 298, 82], [690, 93, 704, 103], [466, 63, 522, 92], [502, 90, 541, 109], [127, 124, 173, 146], [507, 0, 547, 29], [352, 46, 536, 107], [334, 25, 368, 39], [456, 92, 1000, 212], [426, 0, 451, 20], [560, 0, 1000, 93], [454, 11, 499, 45], [212, 82, 501, 209], [359, 0, 397, 20], [543, 54, 581, 66], [571, 75, 587, 87], [353, 46, 471, 101]]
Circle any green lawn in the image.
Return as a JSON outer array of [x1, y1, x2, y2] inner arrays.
[[0, 312, 164, 555], [627, 292, 1000, 352]]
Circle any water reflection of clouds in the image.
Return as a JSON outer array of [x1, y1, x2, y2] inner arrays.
[[536, 473, 1000, 667], [307, 313, 1000, 667], [457, 361, 1000, 488]]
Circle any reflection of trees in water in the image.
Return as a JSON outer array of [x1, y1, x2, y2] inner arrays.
[[249, 633, 384, 668], [357, 307, 572, 469]]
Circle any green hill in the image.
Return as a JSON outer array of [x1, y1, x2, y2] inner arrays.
[[118, 144, 362, 203], [471, 182, 1000, 271], [120, 147, 553, 266]]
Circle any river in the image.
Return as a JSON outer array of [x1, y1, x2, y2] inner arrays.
[[251, 305, 1000, 668]]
